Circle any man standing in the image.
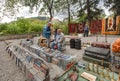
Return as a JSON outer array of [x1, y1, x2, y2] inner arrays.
[[43, 22, 52, 47], [83, 24, 89, 37]]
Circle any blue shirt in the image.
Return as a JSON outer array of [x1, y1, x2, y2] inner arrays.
[[84, 26, 89, 32], [43, 25, 51, 39]]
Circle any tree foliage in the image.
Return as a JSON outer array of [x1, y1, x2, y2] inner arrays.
[[77, 0, 104, 22], [104, 0, 120, 16], [5, 0, 54, 19]]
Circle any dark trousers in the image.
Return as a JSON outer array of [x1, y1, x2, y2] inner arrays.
[[84, 31, 89, 37]]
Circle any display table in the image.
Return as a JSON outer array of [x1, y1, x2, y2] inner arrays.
[[56, 63, 119, 81]]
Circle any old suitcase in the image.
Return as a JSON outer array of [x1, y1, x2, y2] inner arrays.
[[85, 47, 110, 60], [52, 58, 59, 65], [46, 54, 53, 63], [59, 55, 75, 70], [27, 68, 38, 81], [35, 72, 46, 81], [91, 42, 110, 49], [70, 39, 75, 48], [75, 39, 81, 50]]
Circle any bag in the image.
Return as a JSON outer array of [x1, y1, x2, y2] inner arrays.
[[112, 38, 120, 52]]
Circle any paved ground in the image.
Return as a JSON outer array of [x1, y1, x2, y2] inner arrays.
[[64, 35, 119, 61], [0, 41, 27, 81], [0, 35, 119, 80]]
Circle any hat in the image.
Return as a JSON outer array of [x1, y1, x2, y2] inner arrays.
[[47, 22, 52, 27]]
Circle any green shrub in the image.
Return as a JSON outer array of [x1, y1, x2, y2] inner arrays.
[[6, 24, 19, 34], [60, 25, 69, 35], [0, 23, 8, 32], [28, 24, 41, 33], [53, 21, 69, 35], [0, 18, 70, 35]]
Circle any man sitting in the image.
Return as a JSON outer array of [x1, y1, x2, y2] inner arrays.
[[51, 29, 65, 51]]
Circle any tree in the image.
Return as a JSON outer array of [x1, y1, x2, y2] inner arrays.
[[5, 0, 54, 21], [67, 0, 70, 24], [104, 0, 120, 16], [53, 0, 70, 23], [42, 0, 54, 20], [4, 0, 105, 24], [77, 0, 104, 23]]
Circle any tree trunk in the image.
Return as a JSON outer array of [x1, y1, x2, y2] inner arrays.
[[43, 0, 54, 22], [67, 0, 70, 24], [67, 0, 70, 34], [48, 8, 53, 22], [49, 0, 54, 21], [87, 0, 90, 22], [87, 0, 91, 31]]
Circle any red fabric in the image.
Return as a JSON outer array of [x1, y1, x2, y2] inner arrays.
[[54, 44, 58, 49], [69, 23, 76, 33], [69, 73, 78, 81], [90, 20, 102, 34], [77, 23, 84, 33], [69, 23, 84, 33]]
